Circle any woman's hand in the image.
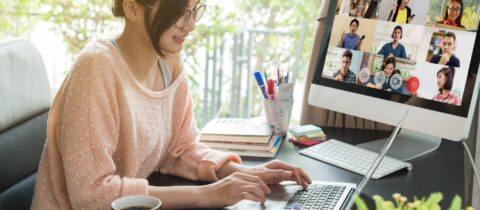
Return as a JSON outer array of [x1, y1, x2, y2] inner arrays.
[[202, 172, 271, 207], [242, 160, 312, 189]]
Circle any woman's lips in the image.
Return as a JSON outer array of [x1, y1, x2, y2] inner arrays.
[[173, 36, 186, 43]]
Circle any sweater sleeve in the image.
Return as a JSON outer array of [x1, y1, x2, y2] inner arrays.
[[159, 78, 241, 182], [56, 52, 148, 209]]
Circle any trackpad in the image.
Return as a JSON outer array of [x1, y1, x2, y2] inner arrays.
[[228, 183, 298, 210]]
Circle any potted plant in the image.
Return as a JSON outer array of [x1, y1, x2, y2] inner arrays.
[[354, 192, 473, 210]]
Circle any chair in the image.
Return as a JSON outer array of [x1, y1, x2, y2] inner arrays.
[[0, 39, 51, 210]]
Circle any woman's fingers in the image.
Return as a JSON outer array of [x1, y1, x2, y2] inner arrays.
[[265, 161, 311, 188], [265, 169, 293, 184], [299, 168, 312, 184], [239, 185, 266, 203], [239, 192, 263, 203], [234, 172, 270, 193]]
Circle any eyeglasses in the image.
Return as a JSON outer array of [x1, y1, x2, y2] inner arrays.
[[143, 3, 207, 28], [447, 6, 462, 12]]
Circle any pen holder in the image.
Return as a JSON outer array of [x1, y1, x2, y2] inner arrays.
[[263, 98, 294, 136]]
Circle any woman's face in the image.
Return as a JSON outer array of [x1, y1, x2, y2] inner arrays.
[[350, 22, 358, 33], [437, 72, 446, 89], [384, 63, 394, 77], [447, 1, 462, 22], [158, 0, 199, 54], [402, 0, 410, 6]]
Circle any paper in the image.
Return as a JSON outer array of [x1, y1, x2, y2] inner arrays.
[[201, 118, 272, 136]]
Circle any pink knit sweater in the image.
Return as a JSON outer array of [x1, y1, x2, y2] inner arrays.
[[31, 40, 241, 210]]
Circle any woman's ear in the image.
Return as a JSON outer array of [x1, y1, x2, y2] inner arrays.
[[123, 0, 143, 22]]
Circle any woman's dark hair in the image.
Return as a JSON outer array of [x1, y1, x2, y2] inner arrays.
[[350, 18, 360, 27], [112, 0, 189, 56], [382, 57, 397, 70], [437, 66, 455, 91], [396, 0, 403, 10], [443, 0, 464, 27]]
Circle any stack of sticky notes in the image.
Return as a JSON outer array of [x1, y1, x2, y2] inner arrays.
[[288, 124, 327, 147]]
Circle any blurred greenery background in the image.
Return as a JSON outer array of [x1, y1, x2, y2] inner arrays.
[[3, 0, 477, 127], [0, 0, 322, 127]]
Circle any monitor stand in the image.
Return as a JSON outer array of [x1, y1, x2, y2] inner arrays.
[[356, 129, 442, 161]]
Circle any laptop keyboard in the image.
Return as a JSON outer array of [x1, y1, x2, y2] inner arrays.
[[284, 184, 346, 210]]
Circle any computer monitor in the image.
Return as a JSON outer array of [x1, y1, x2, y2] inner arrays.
[[309, 0, 480, 160]]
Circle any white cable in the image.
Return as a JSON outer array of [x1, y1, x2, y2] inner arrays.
[[462, 140, 480, 194], [345, 110, 409, 209]]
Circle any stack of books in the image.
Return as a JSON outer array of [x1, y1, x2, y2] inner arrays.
[[199, 118, 282, 157], [288, 124, 327, 146]]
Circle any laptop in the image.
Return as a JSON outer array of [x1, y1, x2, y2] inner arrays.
[[228, 112, 407, 210]]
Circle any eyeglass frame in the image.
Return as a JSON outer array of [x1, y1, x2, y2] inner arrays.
[[142, 2, 207, 28], [447, 6, 462, 12]]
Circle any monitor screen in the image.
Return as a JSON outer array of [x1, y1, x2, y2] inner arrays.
[[313, 0, 480, 118]]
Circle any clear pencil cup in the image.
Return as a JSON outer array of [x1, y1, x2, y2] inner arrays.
[[263, 98, 294, 136]]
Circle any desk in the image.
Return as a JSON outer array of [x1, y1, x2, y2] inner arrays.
[[148, 128, 465, 209]]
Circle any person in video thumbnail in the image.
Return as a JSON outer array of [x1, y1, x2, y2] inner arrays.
[[338, 19, 363, 50], [437, 0, 465, 28], [378, 25, 407, 59], [388, 0, 414, 24], [433, 66, 461, 105], [429, 32, 460, 68], [333, 50, 357, 84], [366, 57, 402, 93], [339, 0, 367, 17], [345, 0, 368, 17]]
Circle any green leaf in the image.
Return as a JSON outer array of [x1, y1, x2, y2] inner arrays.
[[354, 196, 369, 210], [448, 195, 462, 210]]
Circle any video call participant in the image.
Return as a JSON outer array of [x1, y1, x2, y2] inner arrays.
[[437, 0, 465, 28], [433, 66, 461, 105], [333, 50, 357, 84], [366, 57, 403, 93], [377, 25, 407, 59], [429, 32, 460, 68], [388, 0, 414, 24], [339, 0, 368, 17], [338, 19, 364, 50]]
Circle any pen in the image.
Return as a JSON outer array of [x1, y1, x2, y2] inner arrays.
[[253, 71, 268, 99], [267, 79, 275, 100]]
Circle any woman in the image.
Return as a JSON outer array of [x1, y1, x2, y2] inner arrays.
[[436, 0, 465, 28], [339, 0, 368, 17], [31, 0, 311, 209], [366, 57, 403, 93], [388, 0, 414, 24], [433, 67, 461, 105]]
